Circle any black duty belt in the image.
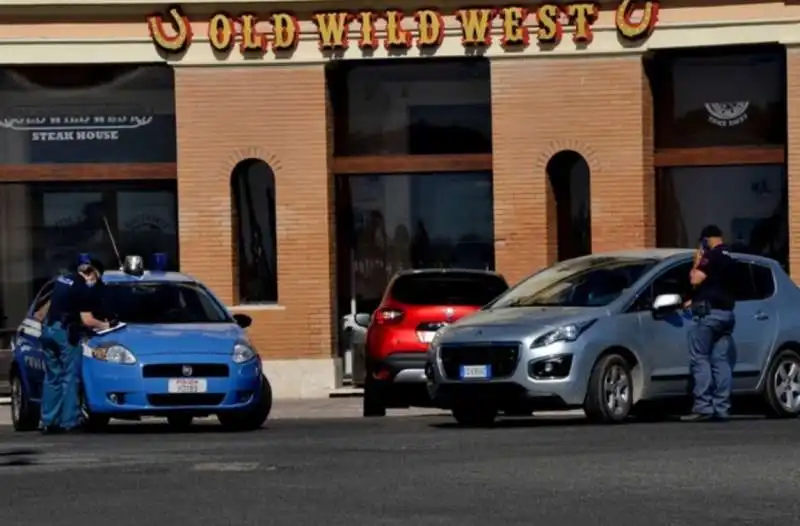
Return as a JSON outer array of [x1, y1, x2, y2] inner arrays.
[[691, 300, 733, 317]]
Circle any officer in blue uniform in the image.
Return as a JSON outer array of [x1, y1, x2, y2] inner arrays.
[[683, 225, 737, 423], [39, 255, 110, 433]]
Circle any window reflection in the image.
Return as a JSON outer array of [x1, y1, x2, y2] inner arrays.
[[650, 46, 785, 148], [0, 181, 178, 335], [327, 59, 491, 156], [336, 172, 494, 312], [116, 191, 178, 265], [0, 65, 176, 164], [656, 165, 788, 267]]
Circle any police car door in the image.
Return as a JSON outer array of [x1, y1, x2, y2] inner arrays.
[[16, 280, 55, 400]]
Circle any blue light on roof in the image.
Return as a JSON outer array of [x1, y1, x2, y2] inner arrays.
[[151, 253, 168, 271]]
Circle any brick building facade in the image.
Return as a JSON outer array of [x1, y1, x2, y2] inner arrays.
[[0, 0, 796, 397]]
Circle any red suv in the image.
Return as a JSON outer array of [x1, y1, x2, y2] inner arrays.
[[363, 269, 509, 417]]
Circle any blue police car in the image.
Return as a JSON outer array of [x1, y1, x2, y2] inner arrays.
[[8, 255, 272, 432]]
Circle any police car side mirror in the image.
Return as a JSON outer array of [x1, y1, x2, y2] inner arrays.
[[652, 293, 682, 313], [233, 313, 252, 329]]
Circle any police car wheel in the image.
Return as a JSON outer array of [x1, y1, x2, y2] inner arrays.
[[83, 414, 110, 432], [584, 353, 633, 424], [10, 373, 38, 432], [218, 377, 272, 431], [81, 390, 110, 432], [763, 348, 800, 418]]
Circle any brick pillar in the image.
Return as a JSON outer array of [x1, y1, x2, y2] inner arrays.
[[491, 55, 654, 285], [173, 65, 334, 360], [786, 48, 800, 279]]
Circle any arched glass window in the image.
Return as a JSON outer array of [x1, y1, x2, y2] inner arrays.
[[231, 159, 278, 303]]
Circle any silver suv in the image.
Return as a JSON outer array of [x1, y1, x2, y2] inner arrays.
[[426, 249, 800, 425]]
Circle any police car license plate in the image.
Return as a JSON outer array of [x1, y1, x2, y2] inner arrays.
[[168, 378, 208, 393], [460, 365, 491, 379]]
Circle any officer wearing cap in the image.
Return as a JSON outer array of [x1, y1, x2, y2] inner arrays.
[[682, 225, 737, 422], [39, 255, 110, 433]]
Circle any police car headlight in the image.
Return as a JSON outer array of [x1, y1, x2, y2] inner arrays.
[[91, 344, 137, 365], [232, 343, 257, 364]]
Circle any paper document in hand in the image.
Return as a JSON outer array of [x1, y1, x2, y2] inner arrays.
[[95, 322, 127, 335]]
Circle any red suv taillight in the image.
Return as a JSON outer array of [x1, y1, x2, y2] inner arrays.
[[374, 308, 404, 325]]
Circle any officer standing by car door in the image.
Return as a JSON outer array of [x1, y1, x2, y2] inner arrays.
[[39, 255, 110, 433], [683, 225, 737, 422]]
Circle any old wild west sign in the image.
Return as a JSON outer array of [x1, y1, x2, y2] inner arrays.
[[147, 0, 659, 55]]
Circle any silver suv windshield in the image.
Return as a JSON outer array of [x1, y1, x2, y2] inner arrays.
[[489, 257, 658, 309]]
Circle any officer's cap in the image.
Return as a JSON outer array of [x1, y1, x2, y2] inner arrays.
[[699, 224, 723, 239], [75, 253, 105, 274]]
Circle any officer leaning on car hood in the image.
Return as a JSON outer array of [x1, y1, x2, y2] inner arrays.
[[39, 254, 111, 434], [682, 225, 737, 423]]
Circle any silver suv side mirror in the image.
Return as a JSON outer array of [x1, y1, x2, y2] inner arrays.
[[652, 293, 682, 311]]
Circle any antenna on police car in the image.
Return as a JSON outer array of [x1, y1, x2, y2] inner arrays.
[[102, 214, 123, 270]]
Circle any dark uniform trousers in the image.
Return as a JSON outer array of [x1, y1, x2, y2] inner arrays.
[[688, 309, 736, 417]]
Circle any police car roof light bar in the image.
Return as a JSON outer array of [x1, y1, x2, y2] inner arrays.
[[123, 255, 145, 276], [150, 253, 168, 272]]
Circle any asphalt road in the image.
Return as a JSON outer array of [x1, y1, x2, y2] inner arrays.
[[0, 414, 799, 526]]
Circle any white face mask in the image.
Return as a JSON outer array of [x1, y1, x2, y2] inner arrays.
[[81, 272, 97, 287]]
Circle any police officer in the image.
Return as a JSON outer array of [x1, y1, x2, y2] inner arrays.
[[682, 225, 737, 422], [39, 255, 110, 433]]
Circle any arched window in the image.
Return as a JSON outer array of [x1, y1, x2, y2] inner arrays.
[[546, 150, 591, 261], [231, 159, 278, 303]]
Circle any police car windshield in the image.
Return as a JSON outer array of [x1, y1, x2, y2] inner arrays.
[[103, 282, 231, 324]]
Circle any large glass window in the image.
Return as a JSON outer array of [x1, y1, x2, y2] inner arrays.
[[649, 45, 786, 149], [327, 59, 491, 156], [656, 165, 788, 267], [336, 172, 494, 312], [0, 180, 178, 339], [0, 64, 176, 164]]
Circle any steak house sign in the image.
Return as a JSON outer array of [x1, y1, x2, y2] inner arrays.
[[147, 0, 659, 55]]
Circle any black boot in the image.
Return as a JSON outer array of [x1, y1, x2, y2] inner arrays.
[[680, 413, 714, 422]]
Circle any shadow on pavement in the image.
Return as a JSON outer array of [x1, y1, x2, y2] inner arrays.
[[430, 417, 592, 430], [0, 448, 41, 467], [429, 413, 770, 430], [92, 423, 269, 435]]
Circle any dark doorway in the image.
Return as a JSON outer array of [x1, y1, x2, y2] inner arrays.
[[546, 150, 591, 261]]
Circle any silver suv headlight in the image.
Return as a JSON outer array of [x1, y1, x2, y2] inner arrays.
[[233, 343, 257, 364], [85, 343, 137, 364], [531, 320, 596, 349]]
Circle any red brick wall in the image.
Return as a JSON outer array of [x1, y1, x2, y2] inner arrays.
[[491, 56, 654, 285], [173, 65, 334, 360], [172, 55, 655, 360]]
